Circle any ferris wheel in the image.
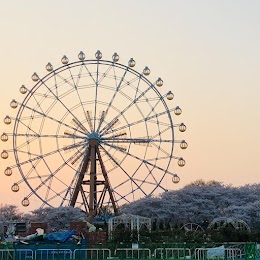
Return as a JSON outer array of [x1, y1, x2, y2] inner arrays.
[[1, 50, 187, 220]]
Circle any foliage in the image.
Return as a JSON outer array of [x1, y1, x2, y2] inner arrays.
[[2, 180, 260, 243], [121, 180, 260, 229], [0, 204, 23, 222], [29, 206, 87, 232], [0, 205, 88, 236]]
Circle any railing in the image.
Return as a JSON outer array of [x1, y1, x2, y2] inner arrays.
[[0, 242, 254, 260], [35, 249, 72, 259], [73, 248, 111, 259], [154, 248, 191, 259], [114, 248, 151, 259], [0, 249, 34, 260], [195, 248, 242, 260]]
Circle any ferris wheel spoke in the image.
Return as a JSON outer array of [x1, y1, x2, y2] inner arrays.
[[96, 66, 129, 132], [115, 185, 143, 203], [55, 72, 79, 91], [106, 179, 132, 203], [75, 64, 84, 86], [147, 119, 172, 127], [30, 166, 71, 199], [45, 176, 54, 202], [135, 96, 162, 103], [60, 160, 85, 207], [18, 114, 50, 121], [39, 76, 90, 135], [151, 142, 171, 157], [41, 156, 73, 189], [31, 94, 63, 134], [35, 92, 61, 118], [144, 164, 168, 195], [13, 133, 85, 139], [93, 60, 99, 131], [119, 77, 163, 125], [16, 116, 41, 136], [56, 85, 75, 100], [151, 125, 172, 139], [101, 145, 147, 197], [143, 163, 167, 192], [19, 101, 86, 136], [112, 189, 131, 204], [28, 148, 88, 204], [58, 145, 88, 180], [110, 176, 139, 202], [15, 141, 87, 167], [122, 75, 159, 109], [40, 152, 82, 201], [15, 135, 46, 153], [124, 156, 165, 192], [82, 63, 97, 84], [95, 65, 120, 133], [102, 84, 148, 136], [134, 77, 141, 100], [112, 178, 130, 190], [119, 75, 141, 92], [102, 142, 174, 175], [99, 80, 155, 135], [44, 188, 69, 204], [97, 64, 113, 84], [146, 96, 164, 118], [102, 137, 175, 144], [140, 164, 157, 187], [31, 92, 46, 115], [33, 92, 56, 100], [101, 107, 175, 137], [31, 177, 63, 205], [147, 156, 175, 161], [71, 117, 90, 135], [93, 65, 118, 131], [68, 66, 90, 133], [94, 98, 131, 136], [132, 177, 155, 186], [22, 174, 50, 182], [15, 158, 42, 182], [131, 182, 135, 201], [14, 135, 38, 151], [45, 99, 61, 118]]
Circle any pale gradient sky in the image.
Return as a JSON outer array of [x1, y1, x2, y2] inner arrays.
[[0, 1, 259, 210]]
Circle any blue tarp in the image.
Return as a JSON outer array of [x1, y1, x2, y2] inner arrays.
[[207, 245, 225, 257], [45, 229, 76, 243]]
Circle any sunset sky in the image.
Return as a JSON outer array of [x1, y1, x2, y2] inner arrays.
[[0, 1, 259, 211]]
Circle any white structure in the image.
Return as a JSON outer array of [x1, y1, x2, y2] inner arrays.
[[208, 217, 251, 232], [108, 214, 151, 238]]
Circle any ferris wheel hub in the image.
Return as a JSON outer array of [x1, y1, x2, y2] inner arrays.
[[87, 132, 101, 143]]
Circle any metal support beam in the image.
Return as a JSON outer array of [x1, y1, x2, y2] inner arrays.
[[88, 139, 98, 221], [96, 146, 118, 215], [69, 138, 118, 222], [70, 147, 91, 207]]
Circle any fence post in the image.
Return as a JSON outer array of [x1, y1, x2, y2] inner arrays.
[[78, 240, 82, 260], [163, 242, 166, 260], [184, 242, 186, 260], [203, 242, 207, 260], [120, 242, 124, 260], [13, 242, 16, 260]]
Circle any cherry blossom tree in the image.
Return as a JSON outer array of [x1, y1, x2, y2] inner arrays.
[[121, 180, 260, 229]]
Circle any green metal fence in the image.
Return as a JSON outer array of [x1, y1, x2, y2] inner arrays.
[[0, 241, 258, 260]]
